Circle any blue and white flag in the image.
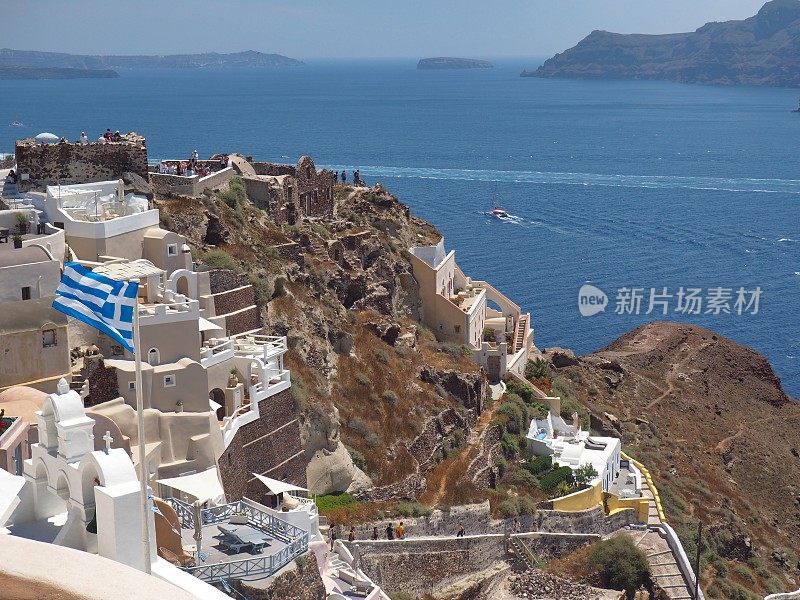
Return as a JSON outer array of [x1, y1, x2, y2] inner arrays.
[[52, 262, 139, 353]]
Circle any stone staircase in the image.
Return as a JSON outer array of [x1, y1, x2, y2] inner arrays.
[[636, 529, 694, 600], [513, 315, 528, 354], [508, 535, 536, 572]]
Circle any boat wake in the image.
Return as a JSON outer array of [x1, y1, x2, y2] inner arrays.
[[328, 165, 800, 195]]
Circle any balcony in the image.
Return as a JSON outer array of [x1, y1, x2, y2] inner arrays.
[[199, 338, 234, 369]]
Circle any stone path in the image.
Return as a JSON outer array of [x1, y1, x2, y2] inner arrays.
[[631, 529, 693, 600]]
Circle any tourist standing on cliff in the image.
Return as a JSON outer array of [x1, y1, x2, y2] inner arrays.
[[395, 521, 405, 539], [457, 523, 465, 537], [329, 523, 337, 550], [333, 171, 338, 183], [385, 523, 394, 540], [372, 526, 378, 540], [79, 132, 89, 145], [348, 526, 356, 542], [341, 170, 347, 183]]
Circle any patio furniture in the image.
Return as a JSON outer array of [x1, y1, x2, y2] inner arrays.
[[217, 524, 271, 554], [0, 228, 8, 243], [159, 546, 194, 567]]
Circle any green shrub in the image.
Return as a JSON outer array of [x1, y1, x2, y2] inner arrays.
[[494, 455, 508, 477], [538, 466, 574, 491], [294, 554, 307, 572], [381, 390, 398, 405], [249, 274, 273, 307], [503, 465, 538, 488], [202, 249, 239, 272], [316, 492, 356, 513], [375, 348, 390, 364], [505, 378, 534, 404], [216, 176, 247, 208], [590, 536, 650, 594], [346, 446, 366, 471], [498, 495, 537, 518], [501, 433, 519, 458], [525, 358, 550, 380], [733, 564, 756, 584], [482, 327, 496, 342], [355, 372, 371, 386], [498, 499, 520, 517], [395, 501, 431, 517], [526, 454, 552, 476]]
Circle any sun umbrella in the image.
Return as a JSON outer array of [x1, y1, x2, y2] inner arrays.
[[192, 500, 203, 555], [35, 132, 59, 144]]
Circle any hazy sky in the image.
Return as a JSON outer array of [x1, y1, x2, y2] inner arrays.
[[4, 0, 769, 59]]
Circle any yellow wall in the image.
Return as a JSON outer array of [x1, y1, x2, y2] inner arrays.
[[604, 493, 649, 523], [550, 481, 603, 512], [621, 451, 666, 523]]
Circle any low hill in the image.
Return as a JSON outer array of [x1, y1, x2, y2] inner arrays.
[[418, 57, 493, 69], [0, 66, 119, 80], [0, 48, 303, 70], [525, 0, 800, 87], [547, 322, 800, 597]]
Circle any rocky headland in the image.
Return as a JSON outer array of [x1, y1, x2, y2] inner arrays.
[[0, 65, 119, 79], [524, 0, 800, 87], [418, 57, 494, 69]]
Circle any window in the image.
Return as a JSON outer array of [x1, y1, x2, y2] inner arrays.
[[164, 374, 176, 387], [147, 348, 160, 366], [128, 381, 136, 391], [454, 325, 461, 334], [42, 329, 56, 347], [167, 243, 178, 256], [21, 286, 31, 300]]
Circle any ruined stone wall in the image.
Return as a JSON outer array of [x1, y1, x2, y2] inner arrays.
[[535, 505, 636, 535], [517, 532, 600, 561], [15, 138, 148, 190], [349, 535, 506, 598], [218, 388, 307, 501], [251, 163, 295, 177], [84, 358, 120, 407]]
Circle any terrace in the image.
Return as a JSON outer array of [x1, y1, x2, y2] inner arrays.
[[164, 497, 309, 584]]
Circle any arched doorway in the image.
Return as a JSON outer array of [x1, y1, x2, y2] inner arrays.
[[210, 388, 226, 420], [147, 348, 160, 366], [175, 275, 190, 298]]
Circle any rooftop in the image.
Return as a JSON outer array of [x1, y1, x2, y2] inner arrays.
[[0, 297, 67, 335], [94, 259, 165, 281], [16, 131, 146, 148]]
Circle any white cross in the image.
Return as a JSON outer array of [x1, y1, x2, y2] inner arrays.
[[103, 431, 113, 454]]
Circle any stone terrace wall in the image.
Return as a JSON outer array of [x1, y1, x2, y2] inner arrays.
[[536, 505, 636, 535], [212, 285, 256, 318], [218, 388, 307, 501], [15, 136, 148, 190], [223, 305, 261, 336], [349, 535, 506, 598], [208, 269, 250, 294]]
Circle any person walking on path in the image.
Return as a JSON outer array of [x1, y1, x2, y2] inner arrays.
[[330, 523, 338, 550], [457, 523, 465, 538], [348, 526, 356, 542], [372, 526, 379, 540], [395, 521, 405, 540], [385, 523, 394, 540]]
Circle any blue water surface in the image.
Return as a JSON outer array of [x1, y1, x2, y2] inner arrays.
[[1, 59, 798, 395]]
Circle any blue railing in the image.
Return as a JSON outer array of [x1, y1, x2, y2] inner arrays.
[[163, 497, 309, 583]]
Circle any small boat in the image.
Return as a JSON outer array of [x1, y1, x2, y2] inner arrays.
[[489, 206, 509, 219], [9, 121, 24, 127], [793, 99, 800, 113]]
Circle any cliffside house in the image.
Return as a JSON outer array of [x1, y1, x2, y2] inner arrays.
[[408, 238, 534, 381]]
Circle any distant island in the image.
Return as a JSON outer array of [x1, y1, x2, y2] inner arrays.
[[417, 57, 493, 70], [0, 48, 303, 70], [523, 0, 800, 87], [0, 65, 119, 80]]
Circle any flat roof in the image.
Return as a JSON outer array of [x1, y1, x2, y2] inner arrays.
[[0, 245, 54, 268], [94, 259, 164, 281], [0, 297, 67, 335]]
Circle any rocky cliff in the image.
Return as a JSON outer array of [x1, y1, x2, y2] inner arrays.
[[525, 0, 800, 87], [545, 322, 800, 597], [0, 66, 119, 79]]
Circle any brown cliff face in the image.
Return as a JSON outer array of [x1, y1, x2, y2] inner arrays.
[[156, 182, 487, 494], [550, 321, 800, 596]]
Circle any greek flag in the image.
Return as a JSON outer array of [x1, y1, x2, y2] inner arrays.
[[52, 262, 139, 353]]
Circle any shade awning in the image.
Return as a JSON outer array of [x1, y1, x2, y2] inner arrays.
[[199, 317, 224, 332], [252, 473, 308, 495], [156, 467, 225, 503]]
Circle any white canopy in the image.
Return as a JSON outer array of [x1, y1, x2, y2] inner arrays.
[[157, 467, 225, 503], [199, 317, 224, 332], [252, 473, 308, 496]]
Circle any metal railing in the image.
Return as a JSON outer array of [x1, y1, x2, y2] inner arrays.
[[163, 498, 310, 583]]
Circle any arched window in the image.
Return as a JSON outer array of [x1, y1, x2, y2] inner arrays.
[[147, 348, 160, 366]]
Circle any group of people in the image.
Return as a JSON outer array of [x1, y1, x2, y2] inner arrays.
[[158, 152, 228, 177], [333, 169, 364, 187], [74, 129, 131, 145]]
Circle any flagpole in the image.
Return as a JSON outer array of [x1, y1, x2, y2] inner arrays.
[[133, 296, 152, 574]]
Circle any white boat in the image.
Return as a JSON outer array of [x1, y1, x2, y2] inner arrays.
[[9, 121, 24, 127], [489, 206, 509, 219]]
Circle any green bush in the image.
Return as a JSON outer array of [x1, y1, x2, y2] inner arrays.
[[216, 176, 247, 208], [395, 501, 432, 517], [346, 446, 366, 471], [538, 466, 574, 491], [494, 455, 508, 477], [355, 372, 371, 386], [525, 358, 550, 380], [503, 465, 538, 488], [249, 274, 273, 307], [573, 463, 598, 488], [315, 492, 356, 513], [375, 348, 390, 364], [381, 390, 398, 405], [498, 495, 537, 518], [590, 536, 650, 594], [526, 454, 552, 476], [501, 433, 519, 458], [202, 249, 239, 272]]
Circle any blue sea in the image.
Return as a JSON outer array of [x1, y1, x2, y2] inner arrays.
[[1, 60, 799, 396]]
